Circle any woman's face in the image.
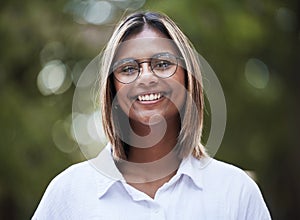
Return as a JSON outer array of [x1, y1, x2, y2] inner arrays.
[[112, 27, 186, 126]]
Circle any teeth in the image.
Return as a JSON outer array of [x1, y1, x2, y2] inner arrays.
[[138, 93, 162, 101]]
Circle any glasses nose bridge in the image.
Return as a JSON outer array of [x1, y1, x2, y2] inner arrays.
[[135, 59, 160, 85], [138, 60, 153, 75]]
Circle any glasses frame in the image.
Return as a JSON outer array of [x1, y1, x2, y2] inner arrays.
[[112, 52, 184, 84]]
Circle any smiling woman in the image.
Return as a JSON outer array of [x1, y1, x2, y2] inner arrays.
[[113, 30, 186, 142], [32, 11, 271, 219]]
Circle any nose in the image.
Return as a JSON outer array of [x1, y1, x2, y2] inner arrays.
[[136, 62, 158, 86]]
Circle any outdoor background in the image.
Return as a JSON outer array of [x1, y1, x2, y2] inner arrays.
[[0, 0, 299, 219]]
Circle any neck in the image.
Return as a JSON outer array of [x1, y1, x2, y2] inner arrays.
[[127, 116, 181, 163], [116, 115, 182, 186]]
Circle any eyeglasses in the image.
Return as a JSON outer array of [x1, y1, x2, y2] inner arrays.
[[112, 52, 184, 84]]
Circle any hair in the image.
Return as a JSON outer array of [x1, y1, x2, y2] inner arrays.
[[99, 11, 207, 160]]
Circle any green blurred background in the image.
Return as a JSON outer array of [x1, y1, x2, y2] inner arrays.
[[0, 0, 299, 219]]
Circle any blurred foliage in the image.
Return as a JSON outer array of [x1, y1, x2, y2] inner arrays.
[[0, 0, 299, 219]]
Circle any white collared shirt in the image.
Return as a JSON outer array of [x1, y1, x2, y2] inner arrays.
[[32, 145, 271, 220]]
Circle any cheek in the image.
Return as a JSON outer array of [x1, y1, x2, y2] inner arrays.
[[172, 71, 187, 109], [172, 70, 187, 91], [113, 79, 131, 109], [113, 78, 122, 93], [174, 84, 187, 109], [173, 68, 186, 87]]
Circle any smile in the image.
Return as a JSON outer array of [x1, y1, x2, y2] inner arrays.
[[137, 93, 163, 101]]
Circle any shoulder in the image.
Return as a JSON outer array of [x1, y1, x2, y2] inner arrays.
[[194, 157, 265, 204], [32, 161, 103, 219], [200, 157, 256, 186], [196, 157, 271, 219], [37, 161, 98, 202], [47, 161, 94, 189]]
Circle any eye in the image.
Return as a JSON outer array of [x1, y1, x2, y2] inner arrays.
[[122, 65, 138, 74], [115, 62, 138, 75], [152, 59, 174, 70]]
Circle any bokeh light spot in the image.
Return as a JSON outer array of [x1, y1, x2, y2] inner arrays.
[[87, 111, 107, 143], [37, 60, 72, 95], [71, 112, 105, 158], [71, 113, 92, 146], [245, 58, 269, 89], [84, 1, 112, 25], [52, 117, 77, 153], [65, 0, 114, 25]]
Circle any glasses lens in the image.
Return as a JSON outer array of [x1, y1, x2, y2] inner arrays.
[[151, 54, 178, 78], [113, 60, 139, 83]]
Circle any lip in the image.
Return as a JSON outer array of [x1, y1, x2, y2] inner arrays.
[[137, 96, 165, 105], [131, 91, 167, 104], [131, 90, 164, 99]]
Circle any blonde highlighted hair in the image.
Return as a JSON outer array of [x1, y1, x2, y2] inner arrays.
[[99, 11, 207, 160]]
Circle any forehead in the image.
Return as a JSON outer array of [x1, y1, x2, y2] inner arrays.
[[114, 28, 179, 61]]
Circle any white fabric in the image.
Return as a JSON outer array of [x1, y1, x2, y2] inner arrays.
[[32, 144, 271, 220]]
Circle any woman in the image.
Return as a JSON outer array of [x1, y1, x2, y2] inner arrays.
[[33, 11, 271, 219]]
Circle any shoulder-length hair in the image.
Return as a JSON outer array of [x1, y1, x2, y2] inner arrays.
[[99, 11, 207, 160]]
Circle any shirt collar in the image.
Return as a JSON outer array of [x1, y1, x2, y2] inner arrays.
[[91, 143, 213, 198], [90, 143, 125, 199], [176, 154, 212, 190]]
